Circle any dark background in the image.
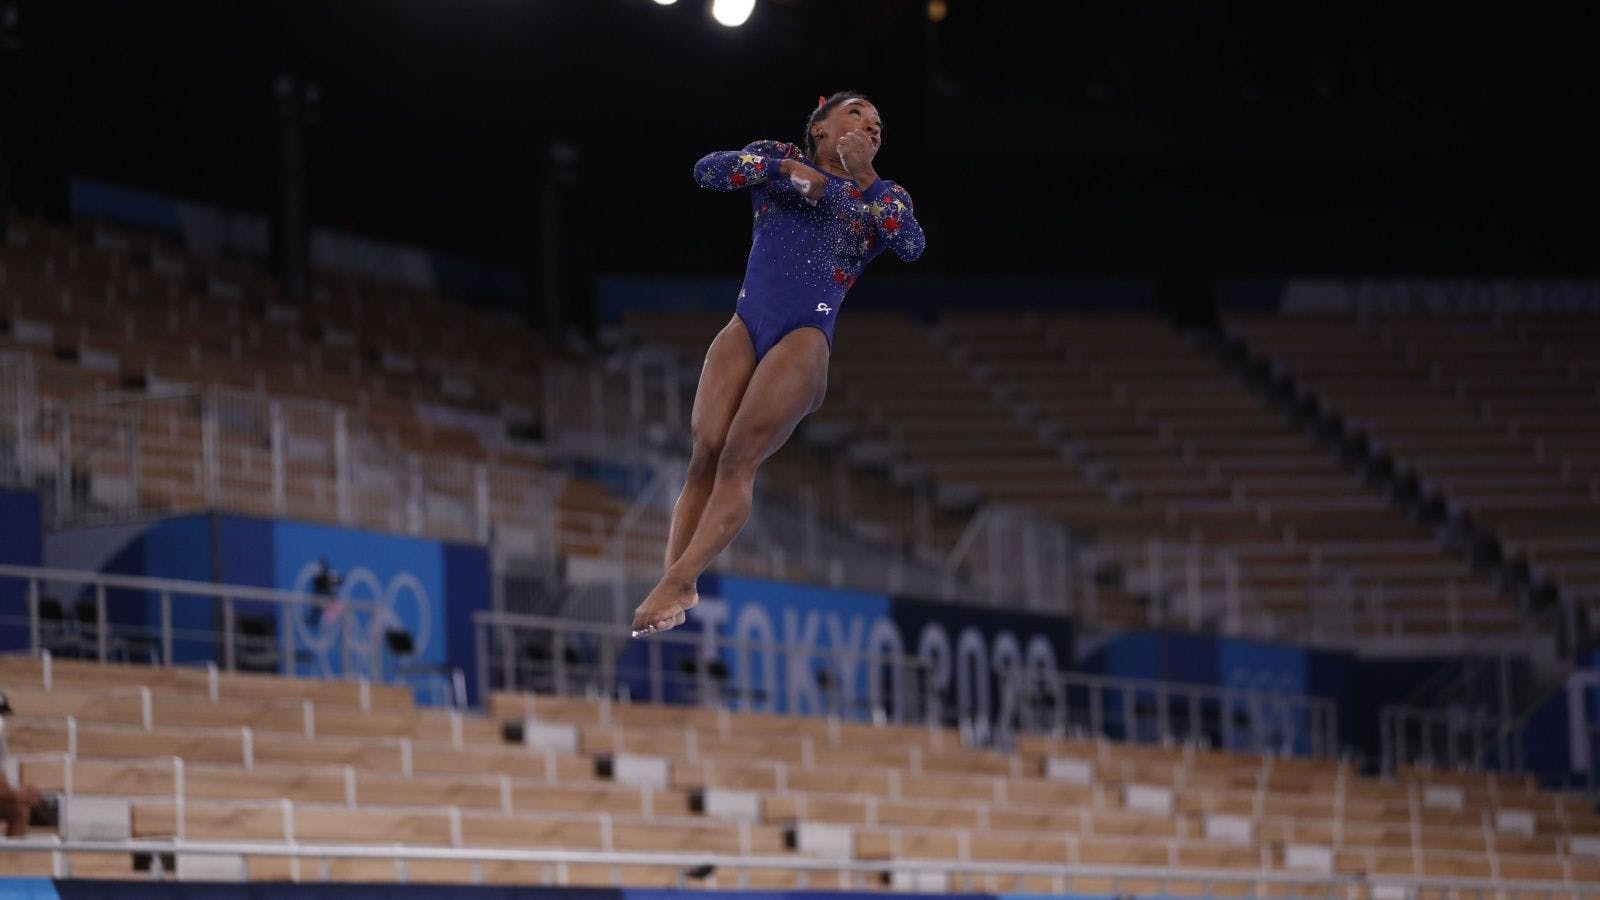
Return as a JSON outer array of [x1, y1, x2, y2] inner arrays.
[[2, 0, 1596, 297]]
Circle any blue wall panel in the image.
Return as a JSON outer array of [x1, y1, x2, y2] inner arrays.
[[142, 516, 216, 663], [444, 541, 493, 706], [615, 574, 1077, 734], [40, 513, 489, 703], [268, 521, 445, 693], [890, 596, 1072, 735], [0, 489, 43, 652]]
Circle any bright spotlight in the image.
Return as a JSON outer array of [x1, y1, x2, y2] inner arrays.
[[710, 0, 755, 27], [652, 0, 678, 5]]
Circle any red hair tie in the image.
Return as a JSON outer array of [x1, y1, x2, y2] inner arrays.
[[817, 95, 827, 108]]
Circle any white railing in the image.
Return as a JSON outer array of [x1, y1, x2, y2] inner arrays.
[[7, 836, 1600, 896], [473, 608, 1339, 758], [475, 608, 942, 727], [0, 352, 35, 485], [941, 505, 1091, 616], [1378, 704, 1525, 776], [1125, 534, 1556, 656], [541, 354, 991, 603], [0, 352, 559, 556], [0, 564, 383, 680], [1010, 669, 1341, 759]]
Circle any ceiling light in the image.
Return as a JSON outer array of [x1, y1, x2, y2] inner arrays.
[[710, 0, 755, 27]]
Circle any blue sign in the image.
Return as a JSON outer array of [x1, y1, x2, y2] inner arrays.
[[1217, 637, 1310, 754], [617, 574, 1075, 732], [0, 489, 43, 652], [699, 574, 892, 718], [270, 521, 448, 688], [890, 595, 1073, 737]]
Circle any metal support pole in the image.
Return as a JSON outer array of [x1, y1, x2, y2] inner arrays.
[[474, 464, 491, 544], [159, 590, 172, 666], [406, 454, 423, 535], [94, 582, 108, 663], [334, 409, 351, 525], [222, 596, 237, 673], [201, 389, 220, 505], [26, 576, 39, 655], [1186, 538, 1202, 629], [269, 400, 286, 516], [476, 622, 491, 699]]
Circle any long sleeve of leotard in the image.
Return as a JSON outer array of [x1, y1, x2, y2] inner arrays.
[[693, 140, 806, 191], [859, 178, 926, 262]]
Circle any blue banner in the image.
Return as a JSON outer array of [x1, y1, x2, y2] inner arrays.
[[617, 575, 1075, 732], [1216, 637, 1310, 753], [1083, 631, 1351, 754], [270, 521, 447, 686], [0, 489, 43, 652], [42, 513, 490, 705], [889, 595, 1073, 736], [702, 573, 891, 718], [44, 514, 213, 664]]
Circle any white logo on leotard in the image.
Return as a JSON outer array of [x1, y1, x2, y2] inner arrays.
[[816, 303, 832, 315]]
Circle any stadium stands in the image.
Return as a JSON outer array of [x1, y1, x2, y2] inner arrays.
[[0, 655, 1596, 892], [0, 217, 785, 583], [1227, 312, 1600, 620], [624, 309, 1529, 644], [7, 214, 1560, 646], [938, 312, 1524, 643]]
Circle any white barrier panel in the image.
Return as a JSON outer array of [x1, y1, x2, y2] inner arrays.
[[1423, 785, 1464, 811], [890, 870, 951, 892], [522, 720, 579, 754], [791, 823, 854, 859], [610, 754, 670, 790], [1495, 810, 1535, 837], [1285, 844, 1335, 874], [177, 853, 247, 882], [1123, 784, 1174, 817], [702, 789, 762, 823], [1043, 757, 1095, 785], [63, 797, 131, 841], [1204, 814, 1253, 845]]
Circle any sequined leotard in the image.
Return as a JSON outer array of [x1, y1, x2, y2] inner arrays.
[[693, 140, 926, 360]]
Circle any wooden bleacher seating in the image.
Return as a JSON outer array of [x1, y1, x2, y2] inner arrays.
[[0, 656, 1593, 892]]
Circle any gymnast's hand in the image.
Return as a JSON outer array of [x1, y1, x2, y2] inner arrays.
[[780, 159, 827, 204], [836, 130, 878, 188]]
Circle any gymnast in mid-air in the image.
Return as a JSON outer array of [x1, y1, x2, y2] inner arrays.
[[631, 91, 926, 637]]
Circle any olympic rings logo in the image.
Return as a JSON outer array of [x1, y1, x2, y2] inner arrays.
[[289, 561, 433, 677]]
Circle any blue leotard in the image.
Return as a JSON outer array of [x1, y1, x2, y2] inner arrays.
[[693, 140, 926, 360]]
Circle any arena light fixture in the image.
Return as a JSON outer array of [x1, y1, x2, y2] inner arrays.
[[710, 0, 755, 27], [651, 0, 678, 5]]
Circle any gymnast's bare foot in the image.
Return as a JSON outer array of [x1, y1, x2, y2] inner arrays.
[[631, 577, 699, 637]]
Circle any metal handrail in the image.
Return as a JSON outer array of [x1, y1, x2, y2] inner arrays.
[[0, 564, 371, 609], [0, 563, 384, 678], [8, 836, 1600, 895], [473, 608, 939, 720], [474, 608, 1338, 758]]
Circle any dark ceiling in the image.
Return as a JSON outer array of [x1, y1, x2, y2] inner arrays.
[[2, 0, 1596, 284]]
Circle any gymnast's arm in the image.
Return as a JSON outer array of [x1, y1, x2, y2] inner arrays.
[[692, 140, 804, 191], [861, 179, 925, 262]]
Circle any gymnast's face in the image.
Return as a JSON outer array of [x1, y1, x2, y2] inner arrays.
[[813, 99, 882, 159]]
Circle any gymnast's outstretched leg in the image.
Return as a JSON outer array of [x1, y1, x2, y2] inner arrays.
[[663, 316, 757, 571], [632, 326, 829, 635]]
